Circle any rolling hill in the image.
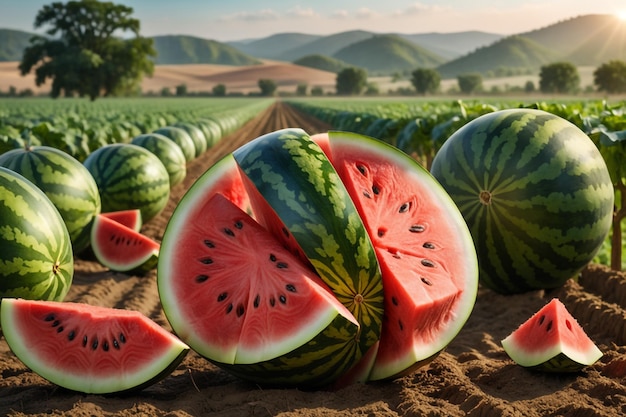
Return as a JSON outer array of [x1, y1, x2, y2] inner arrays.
[[0, 29, 36, 61], [227, 32, 322, 60], [399, 31, 503, 60], [151, 35, 261, 65], [292, 54, 348, 73]]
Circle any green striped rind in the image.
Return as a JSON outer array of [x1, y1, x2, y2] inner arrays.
[[528, 353, 596, 373], [0, 146, 101, 253], [0, 167, 73, 303], [233, 128, 384, 375], [83, 144, 170, 222], [431, 109, 614, 293], [153, 126, 196, 162], [131, 133, 187, 188], [173, 123, 207, 158], [197, 118, 222, 148], [215, 314, 363, 388]]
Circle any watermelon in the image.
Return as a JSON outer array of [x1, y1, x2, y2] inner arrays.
[[196, 118, 222, 148], [158, 128, 478, 386], [0, 298, 189, 394], [131, 133, 187, 188], [501, 298, 602, 372], [0, 167, 73, 306], [101, 209, 142, 232], [83, 144, 170, 222], [0, 145, 101, 253], [91, 214, 159, 274], [430, 108, 614, 294], [173, 122, 208, 158], [153, 126, 196, 162]]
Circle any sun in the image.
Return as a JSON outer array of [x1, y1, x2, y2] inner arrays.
[[617, 10, 626, 21]]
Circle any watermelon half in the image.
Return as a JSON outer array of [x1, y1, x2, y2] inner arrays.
[[501, 298, 602, 372], [91, 214, 159, 274], [158, 129, 478, 387], [0, 298, 189, 394]]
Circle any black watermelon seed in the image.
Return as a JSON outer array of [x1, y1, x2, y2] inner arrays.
[[409, 224, 425, 233], [234, 220, 243, 229], [546, 320, 553, 332], [44, 314, 55, 322], [119, 333, 126, 343], [67, 330, 76, 341], [270, 296, 276, 307], [276, 262, 288, 269], [286, 284, 296, 293], [398, 320, 404, 331], [254, 295, 260, 308], [102, 341, 109, 352], [113, 339, 120, 349], [82, 335, 88, 347], [91, 337, 98, 350], [421, 277, 433, 286], [269, 254, 277, 262], [391, 296, 399, 306], [363, 191, 372, 199], [224, 228, 235, 237], [217, 292, 228, 302], [199, 257, 213, 264], [378, 229, 386, 237], [226, 303, 233, 314], [203, 239, 215, 248], [282, 227, 290, 238], [539, 315, 545, 325], [399, 202, 411, 213], [421, 259, 435, 268], [372, 185, 380, 195], [56, 326, 64, 333], [51, 320, 60, 327], [236, 304, 245, 317], [279, 295, 287, 304], [356, 164, 367, 175], [195, 274, 209, 283], [423, 242, 436, 249]]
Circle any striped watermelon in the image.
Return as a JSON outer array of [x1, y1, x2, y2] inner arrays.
[[83, 144, 170, 223], [153, 126, 196, 162], [131, 133, 187, 188], [430, 109, 614, 294], [173, 123, 207, 158], [0, 167, 73, 304], [0, 146, 101, 253]]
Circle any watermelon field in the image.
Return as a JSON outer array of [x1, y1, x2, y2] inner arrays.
[[1, 97, 626, 416]]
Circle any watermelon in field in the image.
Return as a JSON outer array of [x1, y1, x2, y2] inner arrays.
[[0, 298, 189, 394], [157, 128, 478, 387], [153, 126, 196, 162], [431, 108, 614, 294], [501, 298, 602, 372], [0, 167, 73, 305], [131, 133, 187, 188], [0, 145, 101, 253], [173, 122, 207, 158], [83, 144, 170, 222]]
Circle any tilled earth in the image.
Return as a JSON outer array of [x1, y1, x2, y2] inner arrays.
[[1, 102, 625, 416]]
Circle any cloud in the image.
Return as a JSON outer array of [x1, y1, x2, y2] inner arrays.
[[286, 6, 319, 19], [395, 2, 450, 16], [355, 7, 380, 19], [219, 9, 279, 22], [330, 9, 349, 19]]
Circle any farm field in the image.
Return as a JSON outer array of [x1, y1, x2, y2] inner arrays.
[[1, 98, 625, 416]]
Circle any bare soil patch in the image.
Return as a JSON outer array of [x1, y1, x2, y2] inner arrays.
[[1, 102, 625, 416]]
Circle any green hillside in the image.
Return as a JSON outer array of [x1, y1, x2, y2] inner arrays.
[[437, 35, 559, 78], [227, 33, 322, 60], [277, 30, 374, 61], [293, 54, 348, 73], [152, 35, 261, 65], [400, 31, 503, 60], [0, 29, 35, 61], [334, 34, 445, 74]]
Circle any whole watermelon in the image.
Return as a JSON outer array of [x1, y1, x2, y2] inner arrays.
[[0, 145, 101, 253], [0, 167, 74, 305], [430, 108, 614, 294], [84, 144, 170, 222]]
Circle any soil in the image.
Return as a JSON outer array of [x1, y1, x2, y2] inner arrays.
[[1, 102, 626, 416]]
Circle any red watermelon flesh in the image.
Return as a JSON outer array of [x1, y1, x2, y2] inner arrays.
[[159, 192, 358, 366], [101, 209, 143, 232], [312, 132, 478, 380], [91, 214, 160, 273], [0, 298, 189, 394], [501, 298, 602, 371]]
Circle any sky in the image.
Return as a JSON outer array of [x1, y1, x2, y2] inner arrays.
[[2, 0, 626, 41]]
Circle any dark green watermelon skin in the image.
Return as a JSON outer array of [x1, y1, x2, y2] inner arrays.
[[431, 109, 614, 294]]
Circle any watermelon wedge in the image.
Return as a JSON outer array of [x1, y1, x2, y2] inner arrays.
[[0, 298, 189, 394], [91, 214, 159, 274], [101, 209, 143, 232], [501, 298, 603, 372]]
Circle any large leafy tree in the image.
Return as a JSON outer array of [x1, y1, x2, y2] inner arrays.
[[539, 62, 580, 94], [411, 68, 441, 95], [19, 0, 156, 100], [594, 60, 626, 94], [336, 67, 367, 95], [457, 73, 483, 94]]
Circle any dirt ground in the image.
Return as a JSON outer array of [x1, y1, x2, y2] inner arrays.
[[1, 102, 625, 416]]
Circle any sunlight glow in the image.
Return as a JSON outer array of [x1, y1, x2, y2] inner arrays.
[[617, 10, 626, 21]]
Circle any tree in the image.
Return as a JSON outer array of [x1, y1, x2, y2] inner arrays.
[[411, 68, 441, 95], [19, 0, 156, 100], [175, 84, 187, 97], [296, 83, 308, 96], [336, 67, 367, 95], [212, 83, 226, 97], [539, 62, 580, 94], [258, 79, 277, 96], [594, 60, 626, 94], [457, 73, 483, 94]]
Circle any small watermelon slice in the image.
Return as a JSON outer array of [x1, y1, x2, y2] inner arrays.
[[91, 214, 159, 274], [101, 209, 143, 232], [501, 298, 603, 372], [0, 298, 189, 394]]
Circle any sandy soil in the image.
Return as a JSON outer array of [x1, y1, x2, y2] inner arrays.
[[1, 102, 626, 416], [0, 60, 337, 96]]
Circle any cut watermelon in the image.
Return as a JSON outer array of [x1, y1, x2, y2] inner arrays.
[[101, 209, 143, 232], [0, 298, 189, 394], [91, 214, 159, 274], [501, 298, 603, 372]]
